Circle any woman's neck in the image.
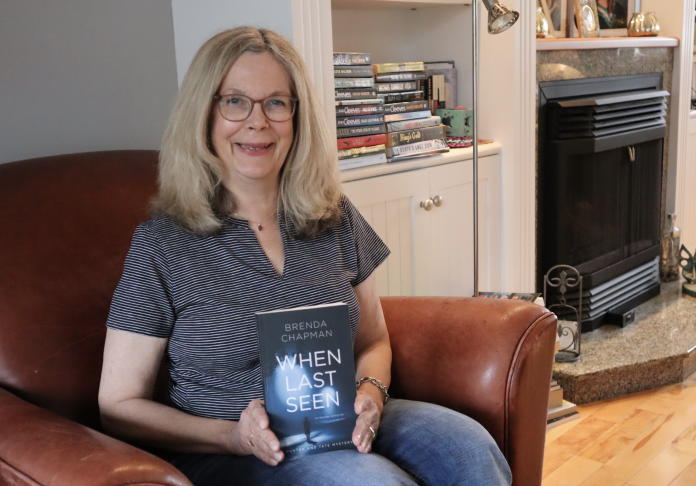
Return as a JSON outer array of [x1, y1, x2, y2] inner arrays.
[[224, 178, 280, 222]]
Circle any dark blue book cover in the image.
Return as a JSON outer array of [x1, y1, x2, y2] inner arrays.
[[255, 303, 357, 460]]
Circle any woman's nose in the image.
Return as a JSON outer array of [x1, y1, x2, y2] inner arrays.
[[246, 102, 269, 129]]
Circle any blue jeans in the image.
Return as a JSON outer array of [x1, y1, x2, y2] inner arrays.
[[166, 399, 512, 486]]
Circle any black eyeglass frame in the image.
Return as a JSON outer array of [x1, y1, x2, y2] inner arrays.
[[213, 94, 298, 122]]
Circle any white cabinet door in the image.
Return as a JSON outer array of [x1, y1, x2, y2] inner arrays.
[[342, 169, 427, 296], [425, 155, 501, 297]]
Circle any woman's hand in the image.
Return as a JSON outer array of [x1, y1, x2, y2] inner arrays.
[[231, 399, 284, 466], [352, 390, 381, 453]]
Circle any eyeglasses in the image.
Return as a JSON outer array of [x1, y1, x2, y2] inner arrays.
[[213, 94, 298, 122]]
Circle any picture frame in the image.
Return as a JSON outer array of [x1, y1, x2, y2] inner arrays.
[[545, 0, 569, 38], [598, 0, 637, 37], [571, 0, 600, 38]]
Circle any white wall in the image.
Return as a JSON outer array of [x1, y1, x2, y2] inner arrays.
[[171, 0, 295, 85], [0, 0, 178, 164]]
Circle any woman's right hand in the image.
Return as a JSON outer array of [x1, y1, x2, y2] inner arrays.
[[231, 399, 284, 466]]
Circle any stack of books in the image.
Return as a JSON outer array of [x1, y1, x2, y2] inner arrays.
[[547, 379, 579, 429], [373, 61, 448, 162], [334, 52, 387, 171]]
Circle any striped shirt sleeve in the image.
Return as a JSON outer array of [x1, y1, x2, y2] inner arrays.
[[341, 195, 391, 286], [106, 224, 175, 338]]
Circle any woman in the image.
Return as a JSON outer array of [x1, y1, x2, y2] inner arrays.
[[597, 0, 628, 29], [99, 26, 512, 486]]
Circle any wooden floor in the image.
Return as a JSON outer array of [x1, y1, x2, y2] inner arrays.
[[543, 371, 696, 486]]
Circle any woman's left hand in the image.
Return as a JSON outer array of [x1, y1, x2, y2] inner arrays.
[[352, 390, 381, 453]]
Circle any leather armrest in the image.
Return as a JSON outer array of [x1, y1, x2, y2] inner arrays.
[[0, 388, 192, 486], [381, 296, 557, 486]]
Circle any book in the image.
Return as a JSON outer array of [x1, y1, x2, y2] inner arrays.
[[546, 411, 580, 430], [425, 62, 458, 109], [335, 89, 378, 101], [335, 98, 384, 106], [334, 52, 371, 65], [387, 139, 449, 158], [337, 144, 386, 160], [385, 125, 446, 148], [477, 292, 542, 302], [335, 78, 375, 89], [375, 81, 419, 93], [383, 101, 429, 115], [388, 147, 449, 162], [338, 152, 388, 170], [336, 114, 385, 128], [378, 91, 425, 104], [336, 125, 386, 139], [549, 385, 563, 409], [334, 66, 374, 78], [547, 400, 577, 421], [374, 71, 428, 83], [387, 116, 442, 132], [336, 104, 384, 117], [372, 62, 425, 74], [337, 134, 387, 150], [384, 110, 432, 123], [255, 303, 358, 460]]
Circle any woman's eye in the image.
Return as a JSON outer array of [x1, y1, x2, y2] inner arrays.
[[225, 97, 243, 105], [269, 98, 287, 107]]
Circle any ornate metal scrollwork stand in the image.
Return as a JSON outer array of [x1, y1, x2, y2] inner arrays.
[[544, 265, 583, 363]]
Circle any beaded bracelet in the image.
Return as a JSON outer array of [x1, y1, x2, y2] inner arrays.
[[356, 376, 390, 405]]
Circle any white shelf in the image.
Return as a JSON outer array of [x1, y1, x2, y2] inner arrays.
[[339, 142, 502, 182], [537, 36, 679, 51], [332, 0, 470, 10]]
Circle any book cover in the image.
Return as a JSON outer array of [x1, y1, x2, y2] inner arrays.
[[334, 52, 371, 66], [336, 114, 385, 128], [338, 144, 386, 160], [336, 104, 384, 117], [383, 101, 429, 115], [338, 152, 388, 171], [335, 89, 378, 101], [334, 66, 374, 78], [375, 81, 419, 93], [255, 303, 358, 460], [335, 78, 375, 89], [387, 138, 448, 158], [387, 147, 449, 162], [336, 125, 386, 139], [378, 90, 424, 104], [384, 110, 432, 123], [385, 125, 446, 148], [374, 71, 428, 83], [476, 292, 542, 302], [335, 98, 384, 106], [386, 115, 441, 133], [372, 62, 425, 74], [337, 134, 387, 150]]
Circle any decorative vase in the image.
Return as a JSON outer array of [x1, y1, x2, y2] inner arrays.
[[628, 12, 660, 37], [536, 7, 550, 39]]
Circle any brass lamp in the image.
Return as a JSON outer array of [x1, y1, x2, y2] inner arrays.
[[472, 0, 519, 295]]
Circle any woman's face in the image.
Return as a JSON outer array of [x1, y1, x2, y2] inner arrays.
[[211, 51, 295, 189]]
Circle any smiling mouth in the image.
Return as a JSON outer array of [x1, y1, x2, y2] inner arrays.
[[237, 143, 272, 151]]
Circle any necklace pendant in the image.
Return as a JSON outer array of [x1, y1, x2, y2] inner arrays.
[[257, 224, 263, 231]]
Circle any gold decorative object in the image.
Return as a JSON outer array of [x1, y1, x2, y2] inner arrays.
[[537, 6, 551, 38], [574, 0, 600, 38], [628, 12, 660, 37]]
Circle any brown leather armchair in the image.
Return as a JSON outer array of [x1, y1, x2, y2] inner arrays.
[[0, 151, 557, 486]]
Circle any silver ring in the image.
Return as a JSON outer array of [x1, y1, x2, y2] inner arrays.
[[369, 426, 376, 440], [247, 432, 255, 447]]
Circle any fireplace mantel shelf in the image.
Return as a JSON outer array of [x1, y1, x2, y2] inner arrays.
[[537, 36, 678, 51]]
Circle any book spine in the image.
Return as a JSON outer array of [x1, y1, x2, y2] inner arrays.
[[387, 139, 449, 157], [336, 104, 384, 117], [378, 91, 424, 104], [427, 76, 434, 115], [337, 134, 387, 150], [374, 71, 428, 82], [336, 125, 386, 138], [334, 78, 374, 89], [382, 101, 430, 115], [338, 152, 387, 170], [386, 116, 441, 132], [336, 114, 385, 128], [372, 62, 425, 74], [333, 66, 374, 77], [384, 110, 432, 123], [335, 98, 383, 106], [375, 81, 418, 93], [385, 125, 447, 148], [335, 89, 378, 100], [338, 144, 386, 160], [333, 52, 371, 65]]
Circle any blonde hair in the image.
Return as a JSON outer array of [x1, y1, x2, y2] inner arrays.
[[154, 27, 342, 238]]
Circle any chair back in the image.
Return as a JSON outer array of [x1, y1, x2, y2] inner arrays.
[[0, 151, 159, 430]]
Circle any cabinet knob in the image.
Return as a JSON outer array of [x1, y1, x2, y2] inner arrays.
[[432, 195, 444, 207], [420, 199, 434, 211]]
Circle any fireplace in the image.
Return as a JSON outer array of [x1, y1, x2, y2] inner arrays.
[[537, 73, 668, 332]]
